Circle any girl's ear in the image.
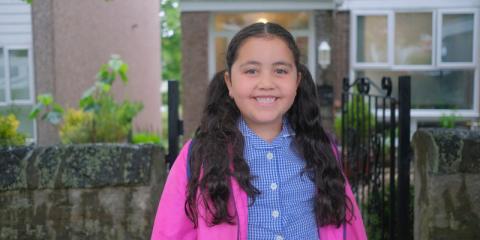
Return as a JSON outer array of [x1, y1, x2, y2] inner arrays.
[[297, 71, 302, 86], [224, 71, 233, 97]]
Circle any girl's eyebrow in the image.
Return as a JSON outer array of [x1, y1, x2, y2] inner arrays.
[[239, 61, 293, 68], [239, 61, 261, 68], [272, 61, 293, 68]]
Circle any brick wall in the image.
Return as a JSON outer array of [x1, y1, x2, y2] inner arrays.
[[181, 12, 210, 139]]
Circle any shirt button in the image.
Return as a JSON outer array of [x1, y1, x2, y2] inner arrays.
[[266, 152, 274, 160], [275, 235, 284, 240], [272, 210, 279, 218], [270, 183, 278, 190]]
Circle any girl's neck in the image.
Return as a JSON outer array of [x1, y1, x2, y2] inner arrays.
[[244, 118, 283, 143]]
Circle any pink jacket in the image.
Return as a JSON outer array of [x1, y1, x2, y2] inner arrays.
[[151, 140, 367, 240]]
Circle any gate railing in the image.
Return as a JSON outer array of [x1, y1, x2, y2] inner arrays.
[[166, 80, 183, 169], [340, 76, 411, 240]]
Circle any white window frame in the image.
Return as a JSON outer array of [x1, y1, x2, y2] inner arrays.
[[392, 10, 436, 71], [0, 45, 37, 142], [208, 11, 316, 81], [437, 8, 478, 68], [351, 10, 393, 69], [350, 9, 480, 120]]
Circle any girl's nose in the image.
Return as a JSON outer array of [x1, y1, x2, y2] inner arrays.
[[257, 73, 275, 90]]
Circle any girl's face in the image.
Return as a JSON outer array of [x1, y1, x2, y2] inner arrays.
[[225, 36, 300, 135]]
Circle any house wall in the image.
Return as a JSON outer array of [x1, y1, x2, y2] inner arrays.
[[181, 12, 209, 139], [32, 0, 162, 145], [0, 0, 31, 45]]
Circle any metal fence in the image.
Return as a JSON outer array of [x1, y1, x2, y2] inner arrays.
[[341, 76, 412, 240], [166, 80, 183, 169]]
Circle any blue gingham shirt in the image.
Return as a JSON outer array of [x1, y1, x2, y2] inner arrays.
[[238, 117, 319, 240]]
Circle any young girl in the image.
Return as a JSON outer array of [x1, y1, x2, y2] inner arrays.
[[151, 22, 366, 240]]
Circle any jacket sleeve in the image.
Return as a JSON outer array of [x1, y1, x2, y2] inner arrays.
[[344, 180, 368, 240], [151, 140, 196, 240]]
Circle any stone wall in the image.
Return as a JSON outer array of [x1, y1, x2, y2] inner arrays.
[[0, 144, 166, 240], [412, 129, 480, 240]]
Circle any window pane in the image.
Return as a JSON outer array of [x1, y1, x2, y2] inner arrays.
[[441, 13, 474, 62], [215, 37, 228, 72], [0, 105, 34, 138], [395, 12, 432, 65], [9, 49, 30, 100], [215, 12, 309, 32], [356, 70, 474, 109], [357, 15, 388, 63], [0, 48, 5, 102], [296, 36, 308, 65]]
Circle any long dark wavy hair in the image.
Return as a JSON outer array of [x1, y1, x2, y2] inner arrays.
[[185, 22, 352, 228]]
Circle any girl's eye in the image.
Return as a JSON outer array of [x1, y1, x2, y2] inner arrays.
[[275, 68, 288, 75], [245, 69, 258, 75]]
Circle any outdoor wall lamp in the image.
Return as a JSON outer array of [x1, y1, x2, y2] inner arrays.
[[257, 18, 268, 23], [318, 41, 331, 69]]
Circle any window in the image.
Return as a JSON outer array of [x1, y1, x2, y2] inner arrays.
[[438, 10, 476, 65], [356, 70, 474, 110], [210, 12, 314, 79], [0, 46, 35, 141], [356, 14, 389, 64], [352, 9, 479, 117], [394, 12, 433, 66]]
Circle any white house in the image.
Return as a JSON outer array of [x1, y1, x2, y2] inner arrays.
[[179, 0, 480, 136], [0, 0, 35, 141], [1, 0, 163, 145]]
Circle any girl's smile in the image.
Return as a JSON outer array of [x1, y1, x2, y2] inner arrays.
[[253, 96, 277, 105]]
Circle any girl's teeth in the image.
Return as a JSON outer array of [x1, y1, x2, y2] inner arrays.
[[256, 97, 275, 103]]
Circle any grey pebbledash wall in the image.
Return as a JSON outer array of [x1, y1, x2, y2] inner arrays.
[[0, 144, 166, 240], [412, 129, 480, 240]]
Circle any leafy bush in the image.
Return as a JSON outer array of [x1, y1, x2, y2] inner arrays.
[[439, 113, 459, 128], [335, 95, 375, 140], [363, 184, 414, 240], [58, 108, 93, 144], [132, 132, 162, 145], [30, 55, 143, 144], [89, 94, 143, 143], [0, 114, 26, 146]]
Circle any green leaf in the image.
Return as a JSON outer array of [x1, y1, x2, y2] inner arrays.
[[38, 94, 53, 106], [83, 103, 99, 113], [99, 82, 111, 92], [79, 95, 95, 109], [97, 64, 110, 81], [52, 103, 64, 114], [81, 86, 96, 101], [109, 55, 123, 71], [29, 103, 43, 119], [119, 63, 129, 83], [109, 72, 116, 85], [46, 111, 63, 125]]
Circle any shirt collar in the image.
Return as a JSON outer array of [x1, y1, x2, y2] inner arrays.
[[237, 116, 294, 139]]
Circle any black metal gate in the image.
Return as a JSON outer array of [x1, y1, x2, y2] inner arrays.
[[166, 80, 183, 169], [341, 76, 411, 240]]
